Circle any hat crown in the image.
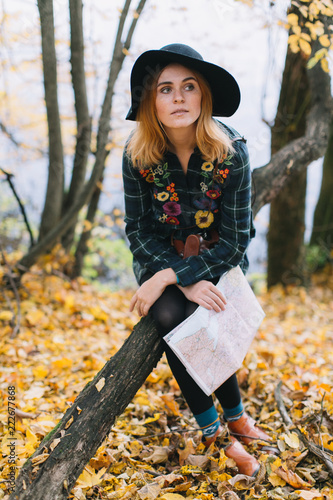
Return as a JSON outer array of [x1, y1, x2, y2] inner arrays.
[[159, 43, 204, 62]]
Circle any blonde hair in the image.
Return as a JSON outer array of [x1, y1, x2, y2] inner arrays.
[[126, 65, 234, 168]]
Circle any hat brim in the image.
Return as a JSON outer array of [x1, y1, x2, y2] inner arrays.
[[126, 49, 240, 121]]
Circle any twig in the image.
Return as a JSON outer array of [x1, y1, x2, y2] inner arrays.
[[110, 427, 199, 440], [139, 469, 164, 477], [229, 431, 274, 445], [275, 381, 333, 478], [320, 392, 326, 429], [0, 167, 35, 248], [0, 122, 45, 156], [0, 121, 21, 148], [0, 247, 21, 338]]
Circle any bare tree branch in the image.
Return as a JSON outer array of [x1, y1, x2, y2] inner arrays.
[[0, 121, 21, 148], [0, 167, 35, 248], [0, 121, 46, 156]]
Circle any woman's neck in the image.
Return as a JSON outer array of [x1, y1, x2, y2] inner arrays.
[[165, 125, 197, 157]]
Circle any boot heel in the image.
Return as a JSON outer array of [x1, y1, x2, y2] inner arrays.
[[224, 436, 260, 477]]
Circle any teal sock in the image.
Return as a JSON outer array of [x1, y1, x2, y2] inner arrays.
[[222, 401, 244, 422], [194, 406, 220, 438]]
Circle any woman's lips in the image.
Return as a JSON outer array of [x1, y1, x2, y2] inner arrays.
[[171, 109, 188, 115]]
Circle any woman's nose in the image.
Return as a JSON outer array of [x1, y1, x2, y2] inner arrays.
[[173, 89, 184, 102]]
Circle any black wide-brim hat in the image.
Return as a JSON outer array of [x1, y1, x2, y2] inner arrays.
[[126, 43, 240, 121]]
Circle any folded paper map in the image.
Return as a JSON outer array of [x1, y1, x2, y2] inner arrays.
[[163, 266, 265, 396]]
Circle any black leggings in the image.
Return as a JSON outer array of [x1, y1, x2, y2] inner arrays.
[[141, 273, 241, 416]]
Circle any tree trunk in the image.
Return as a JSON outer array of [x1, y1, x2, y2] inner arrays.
[[15, 145, 108, 275], [267, 171, 307, 286], [72, 0, 147, 274], [252, 33, 332, 216], [266, 34, 311, 288], [61, 0, 92, 251], [9, 315, 163, 500], [72, 178, 103, 277], [37, 0, 65, 242], [310, 117, 333, 254]]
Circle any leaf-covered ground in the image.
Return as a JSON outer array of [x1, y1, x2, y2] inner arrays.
[[0, 258, 333, 500]]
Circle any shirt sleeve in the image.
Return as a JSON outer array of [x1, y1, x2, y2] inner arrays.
[[170, 140, 255, 287], [122, 152, 183, 275]]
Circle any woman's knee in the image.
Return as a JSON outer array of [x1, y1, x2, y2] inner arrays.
[[151, 304, 184, 335], [151, 288, 186, 335]]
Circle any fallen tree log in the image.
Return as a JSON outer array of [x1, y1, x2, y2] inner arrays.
[[9, 315, 163, 500]]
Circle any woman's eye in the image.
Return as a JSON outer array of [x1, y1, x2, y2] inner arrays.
[[160, 86, 172, 94], [185, 83, 195, 91]]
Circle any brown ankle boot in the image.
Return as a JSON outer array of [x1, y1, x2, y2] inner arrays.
[[227, 412, 270, 445], [202, 426, 260, 477], [224, 436, 260, 476], [201, 424, 224, 448]]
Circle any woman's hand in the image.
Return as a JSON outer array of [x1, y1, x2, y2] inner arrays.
[[178, 280, 227, 312], [130, 268, 177, 317]]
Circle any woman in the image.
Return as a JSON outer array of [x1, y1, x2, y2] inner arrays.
[[123, 44, 270, 476]]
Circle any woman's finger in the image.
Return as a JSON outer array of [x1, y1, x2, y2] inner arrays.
[[202, 297, 223, 312], [129, 293, 138, 312], [199, 289, 226, 312], [208, 284, 227, 305], [211, 293, 227, 311]]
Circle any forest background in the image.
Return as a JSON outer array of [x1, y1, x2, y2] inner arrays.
[[0, 0, 333, 499]]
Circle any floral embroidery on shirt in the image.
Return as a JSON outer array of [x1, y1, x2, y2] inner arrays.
[[206, 189, 221, 199], [194, 198, 217, 211], [163, 201, 181, 216], [195, 210, 214, 228], [201, 161, 214, 172], [139, 168, 154, 182], [166, 216, 180, 225], [200, 182, 208, 192], [157, 191, 169, 202], [152, 163, 170, 187], [146, 164, 182, 224], [140, 155, 234, 229], [140, 168, 150, 177], [213, 154, 233, 184], [153, 165, 164, 176]]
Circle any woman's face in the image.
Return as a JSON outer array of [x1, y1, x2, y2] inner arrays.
[[155, 63, 202, 133]]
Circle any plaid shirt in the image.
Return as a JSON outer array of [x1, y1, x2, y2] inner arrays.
[[122, 123, 255, 287]]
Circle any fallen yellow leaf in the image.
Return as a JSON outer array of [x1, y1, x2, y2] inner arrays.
[[275, 466, 313, 489], [0, 310, 14, 321], [285, 432, 300, 449], [76, 466, 106, 490], [32, 452, 49, 465], [294, 490, 324, 499], [160, 494, 186, 500], [95, 377, 105, 392]]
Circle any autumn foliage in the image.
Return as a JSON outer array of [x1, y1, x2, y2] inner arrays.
[[0, 253, 333, 499]]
